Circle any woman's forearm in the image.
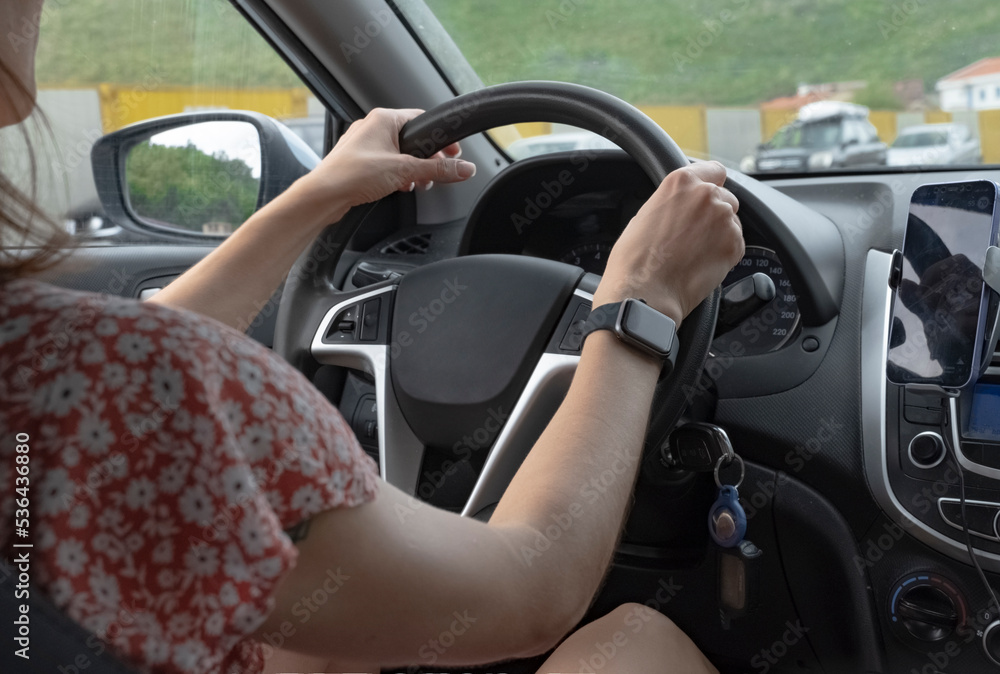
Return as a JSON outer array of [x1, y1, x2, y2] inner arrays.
[[148, 174, 350, 331], [489, 328, 664, 624]]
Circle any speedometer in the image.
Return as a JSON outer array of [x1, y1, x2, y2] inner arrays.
[[711, 246, 800, 356], [560, 242, 614, 274]]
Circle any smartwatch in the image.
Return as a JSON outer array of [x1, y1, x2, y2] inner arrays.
[[579, 298, 679, 371]]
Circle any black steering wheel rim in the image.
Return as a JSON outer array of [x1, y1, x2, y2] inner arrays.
[[274, 81, 720, 489]]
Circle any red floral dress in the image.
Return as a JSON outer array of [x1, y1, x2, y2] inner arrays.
[[0, 279, 380, 673]]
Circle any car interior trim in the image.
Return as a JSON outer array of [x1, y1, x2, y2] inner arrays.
[[310, 285, 426, 493], [457, 288, 592, 516], [461, 352, 581, 518], [862, 248, 1000, 571]]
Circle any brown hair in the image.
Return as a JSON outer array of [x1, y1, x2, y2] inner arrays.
[[0, 57, 71, 286]]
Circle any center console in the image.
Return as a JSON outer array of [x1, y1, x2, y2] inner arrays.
[[863, 249, 1000, 667]]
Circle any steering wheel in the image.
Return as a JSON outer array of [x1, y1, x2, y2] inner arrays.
[[273, 81, 720, 516]]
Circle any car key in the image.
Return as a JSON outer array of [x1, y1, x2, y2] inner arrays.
[[666, 422, 736, 472], [709, 454, 747, 548]]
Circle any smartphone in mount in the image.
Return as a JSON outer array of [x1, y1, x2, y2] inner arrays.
[[886, 180, 1000, 389]]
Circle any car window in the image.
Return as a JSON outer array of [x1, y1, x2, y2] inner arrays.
[[403, 0, 1000, 173], [24, 0, 325, 239], [842, 120, 860, 145], [801, 121, 842, 148]]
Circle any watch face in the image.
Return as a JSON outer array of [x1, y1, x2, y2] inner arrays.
[[620, 300, 675, 356]]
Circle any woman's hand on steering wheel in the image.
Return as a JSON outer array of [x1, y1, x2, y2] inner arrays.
[[299, 107, 479, 224], [593, 161, 745, 325]]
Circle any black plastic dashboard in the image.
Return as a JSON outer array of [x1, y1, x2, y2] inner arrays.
[[337, 154, 1000, 673]]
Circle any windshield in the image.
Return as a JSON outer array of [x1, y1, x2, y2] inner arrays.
[[892, 131, 951, 148], [402, 0, 1000, 174]]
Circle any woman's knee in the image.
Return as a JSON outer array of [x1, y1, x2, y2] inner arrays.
[[602, 602, 687, 644]]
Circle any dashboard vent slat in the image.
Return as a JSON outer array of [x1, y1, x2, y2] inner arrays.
[[380, 233, 432, 256]]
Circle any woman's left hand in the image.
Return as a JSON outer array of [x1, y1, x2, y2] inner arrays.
[[299, 107, 477, 222]]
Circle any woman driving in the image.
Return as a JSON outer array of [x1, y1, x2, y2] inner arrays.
[[0, 1, 744, 672]]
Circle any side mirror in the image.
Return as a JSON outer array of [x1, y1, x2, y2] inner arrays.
[[842, 138, 859, 149], [92, 111, 320, 237]]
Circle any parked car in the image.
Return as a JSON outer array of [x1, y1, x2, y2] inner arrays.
[[752, 101, 887, 172], [887, 123, 982, 166]]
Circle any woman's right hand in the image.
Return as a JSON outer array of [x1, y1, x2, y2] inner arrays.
[[593, 161, 745, 325]]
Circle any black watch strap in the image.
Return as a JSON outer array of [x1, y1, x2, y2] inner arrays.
[[579, 299, 679, 370]]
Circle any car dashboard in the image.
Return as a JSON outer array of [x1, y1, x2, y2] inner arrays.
[[325, 151, 1000, 673]]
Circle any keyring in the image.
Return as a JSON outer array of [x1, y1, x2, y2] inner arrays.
[[714, 453, 745, 490]]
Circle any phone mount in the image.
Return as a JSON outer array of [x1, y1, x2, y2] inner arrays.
[[983, 245, 1000, 377], [888, 245, 1000, 398]]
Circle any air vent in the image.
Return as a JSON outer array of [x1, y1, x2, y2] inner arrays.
[[380, 233, 432, 256]]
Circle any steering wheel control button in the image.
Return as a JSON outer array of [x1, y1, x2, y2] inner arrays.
[[908, 431, 946, 469], [937, 498, 1000, 542], [325, 303, 361, 342], [352, 261, 406, 288], [888, 574, 967, 646], [360, 298, 382, 341]]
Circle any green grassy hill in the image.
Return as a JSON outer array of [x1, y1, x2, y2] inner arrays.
[[34, 0, 1000, 108], [425, 0, 1000, 107]]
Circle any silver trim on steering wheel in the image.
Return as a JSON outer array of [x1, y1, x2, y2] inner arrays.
[[311, 285, 589, 515], [311, 286, 425, 494]]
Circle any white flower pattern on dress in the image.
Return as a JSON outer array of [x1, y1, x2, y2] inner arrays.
[[0, 280, 379, 674]]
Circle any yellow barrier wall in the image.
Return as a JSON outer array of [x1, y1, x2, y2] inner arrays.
[[924, 110, 953, 125], [980, 110, 1000, 165], [760, 109, 799, 143], [640, 106, 708, 156], [868, 110, 897, 143], [98, 85, 310, 133], [75, 85, 1000, 166]]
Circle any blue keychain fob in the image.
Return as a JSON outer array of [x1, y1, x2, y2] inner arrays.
[[709, 485, 747, 548]]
